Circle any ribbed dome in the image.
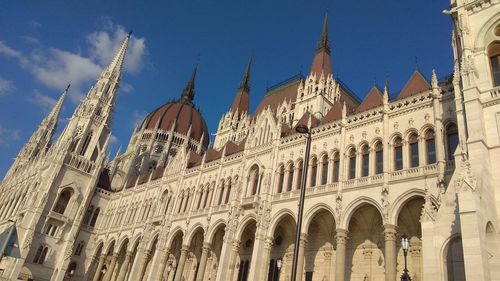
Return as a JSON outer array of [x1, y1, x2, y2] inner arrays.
[[141, 100, 209, 148]]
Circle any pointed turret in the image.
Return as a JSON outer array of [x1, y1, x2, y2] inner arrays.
[[101, 31, 131, 79], [180, 65, 197, 104], [230, 58, 252, 116], [310, 14, 332, 76]]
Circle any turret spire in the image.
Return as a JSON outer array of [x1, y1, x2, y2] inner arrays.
[[230, 58, 252, 116], [101, 32, 131, 79], [317, 13, 330, 54], [239, 57, 252, 92], [310, 14, 332, 76], [181, 65, 197, 104]]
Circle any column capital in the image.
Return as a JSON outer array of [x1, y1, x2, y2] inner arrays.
[[202, 242, 211, 253], [181, 244, 190, 253], [335, 228, 349, 244], [383, 224, 398, 241], [299, 232, 308, 242], [125, 251, 133, 258]]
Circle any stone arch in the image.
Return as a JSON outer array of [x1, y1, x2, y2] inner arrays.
[[356, 140, 369, 150], [389, 189, 427, 225], [130, 233, 143, 250], [389, 132, 403, 143], [474, 12, 500, 49], [303, 203, 336, 231], [116, 236, 130, 252], [207, 219, 227, 242], [92, 241, 104, 257], [404, 127, 419, 141], [341, 197, 384, 230], [185, 224, 205, 245], [267, 209, 297, 237], [104, 239, 116, 255], [441, 234, 466, 281], [146, 232, 160, 249], [329, 148, 340, 158], [235, 214, 258, 239], [419, 123, 436, 136], [166, 227, 185, 248]]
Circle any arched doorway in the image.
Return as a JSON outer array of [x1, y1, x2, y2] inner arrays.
[[305, 209, 336, 281], [236, 220, 257, 281], [268, 214, 296, 281], [206, 224, 225, 281], [444, 236, 466, 281]]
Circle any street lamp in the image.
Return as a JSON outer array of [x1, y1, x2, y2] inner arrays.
[[290, 124, 312, 281], [400, 234, 411, 281]]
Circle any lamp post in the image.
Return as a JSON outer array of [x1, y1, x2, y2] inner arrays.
[[400, 234, 411, 281], [290, 124, 312, 281]]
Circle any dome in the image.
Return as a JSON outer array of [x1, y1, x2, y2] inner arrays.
[[140, 66, 209, 148], [141, 100, 209, 148]]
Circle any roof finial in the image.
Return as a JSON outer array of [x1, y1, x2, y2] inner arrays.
[[128, 30, 133, 38], [181, 65, 198, 104], [317, 13, 330, 54], [65, 83, 71, 92], [239, 57, 252, 92]]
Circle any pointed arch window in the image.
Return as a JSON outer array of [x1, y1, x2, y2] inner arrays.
[[332, 152, 340, 182], [409, 133, 419, 167], [277, 165, 284, 193], [361, 145, 369, 177], [375, 142, 383, 174], [83, 205, 94, 225], [287, 163, 294, 191], [488, 42, 500, 87], [348, 148, 356, 179], [321, 155, 328, 185], [53, 190, 71, 214], [224, 181, 232, 204], [310, 157, 317, 187], [394, 137, 403, 171], [74, 241, 84, 256], [425, 129, 436, 164], [446, 123, 459, 160], [79, 131, 93, 156], [33, 245, 49, 264]]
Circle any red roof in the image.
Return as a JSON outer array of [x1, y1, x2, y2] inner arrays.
[[280, 123, 293, 137], [310, 50, 332, 77], [398, 70, 431, 98], [205, 148, 223, 163], [253, 78, 301, 117], [141, 101, 209, 148], [125, 174, 138, 188], [230, 89, 249, 116], [295, 112, 320, 130], [321, 103, 343, 124], [187, 151, 203, 168], [357, 86, 383, 112], [225, 140, 245, 156], [151, 166, 165, 180]]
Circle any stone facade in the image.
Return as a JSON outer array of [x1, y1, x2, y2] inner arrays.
[[1, 1, 500, 281]]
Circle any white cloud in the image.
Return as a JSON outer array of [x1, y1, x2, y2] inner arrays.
[[29, 20, 42, 29], [0, 20, 147, 103], [0, 76, 14, 96], [0, 124, 21, 148], [131, 110, 147, 128], [109, 134, 119, 145], [28, 89, 57, 112], [120, 82, 134, 93]]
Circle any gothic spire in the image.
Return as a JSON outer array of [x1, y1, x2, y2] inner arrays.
[[230, 58, 252, 116], [239, 57, 252, 92], [317, 13, 330, 54], [310, 14, 332, 76], [181, 65, 197, 104], [101, 32, 131, 79]]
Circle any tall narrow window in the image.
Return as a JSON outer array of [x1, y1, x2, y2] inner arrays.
[[79, 131, 93, 156], [53, 190, 71, 214], [447, 123, 459, 159], [375, 142, 383, 174], [394, 137, 403, 171], [425, 129, 436, 164], [348, 149, 356, 179], [488, 42, 500, 87], [224, 181, 232, 204], [277, 166, 284, 193], [296, 161, 303, 189], [310, 157, 317, 187], [332, 152, 340, 182], [409, 133, 419, 167], [83, 205, 94, 225], [287, 163, 294, 191], [361, 145, 369, 177], [89, 208, 100, 227], [321, 155, 328, 185]]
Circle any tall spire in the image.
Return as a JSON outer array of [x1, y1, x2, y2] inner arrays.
[[101, 32, 131, 79], [239, 57, 252, 92], [317, 13, 330, 54], [181, 65, 197, 104]]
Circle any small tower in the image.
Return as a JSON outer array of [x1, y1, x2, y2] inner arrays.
[[214, 58, 252, 149]]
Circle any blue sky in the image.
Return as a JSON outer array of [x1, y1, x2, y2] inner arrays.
[[0, 0, 453, 177]]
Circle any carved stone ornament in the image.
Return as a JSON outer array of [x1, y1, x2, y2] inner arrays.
[[64, 243, 74, 261], [455, 157, 477, 193], [393, 122, 399, 130]]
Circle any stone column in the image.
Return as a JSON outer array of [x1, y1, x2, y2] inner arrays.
[[173, 245, 189, 281], [195, 243, 211, 281], [296, 233, 308, 281], [384, 224, 397, 281], [258, 236, 274, 281], [116, 251, 132, 281], [103, 254, 118, 281], [156, 248, 171, 281], [136, 249, 151, 281], [335, 229, 348, 281], [92, 255, 105, 281]]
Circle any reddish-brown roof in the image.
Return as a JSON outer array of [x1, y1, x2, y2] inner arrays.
[[125, 174, 138, 188], [141, 101, 209, 148], [295, 112, 320, 130], [187, 151, 203, 168], [205, 148, 223, 163], [398, 70, 431, 98], [138, 171, 151, 185], [254, 78, 301, 117], [310, 50, 332, 76], [230, 89, 249, 116], [151, 166, 165, 180], [357, 86, 383, 112], [225, 140, 245, 156], [321, 103, 343, 124], [280, 123, 293, 137]]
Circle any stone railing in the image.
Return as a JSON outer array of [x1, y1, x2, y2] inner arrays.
[[446, 160, 455, 171], [65, 153, 96, 174], [390, 164, 438, 181], [488, 85, 500, 98]]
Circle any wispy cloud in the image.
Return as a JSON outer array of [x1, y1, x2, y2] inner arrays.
[[0, 76, 14, 96], [28, 20, 42, 29], [28, 89, 57, 112], [131, 110, 147, 128], [0, 20, 147, 103], [0, 124, 21, 148]]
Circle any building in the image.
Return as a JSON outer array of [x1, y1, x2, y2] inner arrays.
[[1, 0, 500, 280]]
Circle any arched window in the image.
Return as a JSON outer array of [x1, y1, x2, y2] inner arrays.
[[408, 133, 419, 167], [446, 123, 459, 160], [83, 205, 94, 225], [394, 137, 403, 171], [33, 246, 49, 264], [425, 129, 436, 164], [277, 165, 284, 193], [224, 181, 232, 204], [53, 190, 71, 214], [348, 148, 356, 179], [74, 241, 84, 256], [248, 165, 260, 196], [332, 152, 340, 182], [296, 160, 303, 189], [361, 145, 369, 177], [79, 131, 93, 156], [287, 163, 294, 191], [310, 157, 317, 187], [375, 142, 383, 174], [488, 42, 500, 87], [445, 236, 466, 281], [321, 155, 328, 185], [89, 208, 100, 227], [33, 246, 43, 264]]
